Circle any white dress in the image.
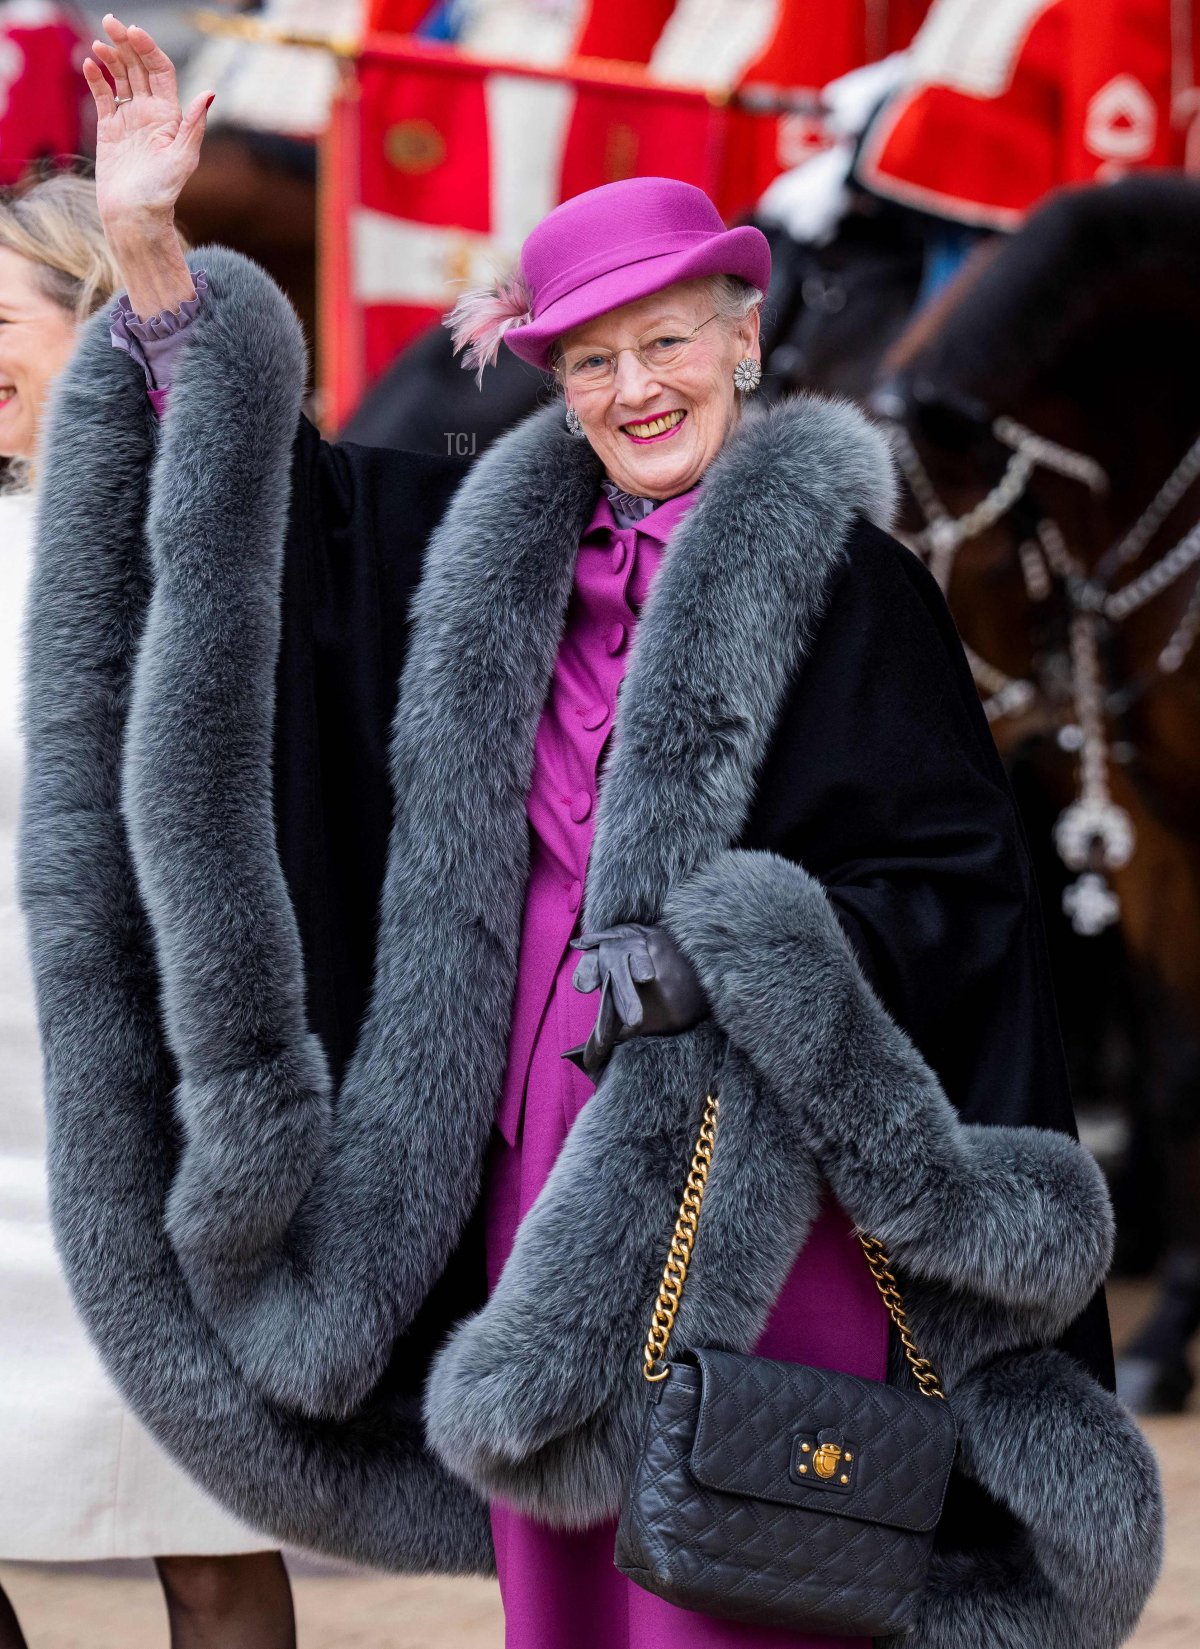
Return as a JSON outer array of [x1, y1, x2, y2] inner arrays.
[[0, 487, 271, 1559]]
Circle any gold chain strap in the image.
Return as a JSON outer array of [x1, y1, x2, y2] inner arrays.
[[854, 1232, 945, 1400], [641, 1092, 946, 1401], [643, 1092, 720, 1383]]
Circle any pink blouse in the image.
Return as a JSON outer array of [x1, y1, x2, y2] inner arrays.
[[494, 483, 702, 1153]]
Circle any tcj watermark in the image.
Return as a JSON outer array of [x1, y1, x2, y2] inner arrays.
[[444, 431, 478, 456]]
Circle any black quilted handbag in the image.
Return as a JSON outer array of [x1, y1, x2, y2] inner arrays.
[[615, 1092, 957, 1637]]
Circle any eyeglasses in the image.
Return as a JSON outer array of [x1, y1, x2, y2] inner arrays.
[[553, 314, 723, 391]]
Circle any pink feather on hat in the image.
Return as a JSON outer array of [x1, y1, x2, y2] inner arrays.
[[444, 266, 535, 388]]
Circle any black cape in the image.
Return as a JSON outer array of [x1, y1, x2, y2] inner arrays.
[[273, 413, 1113, 1390], [29, 251, 1143, 1607]]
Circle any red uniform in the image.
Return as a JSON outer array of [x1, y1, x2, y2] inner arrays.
[[859, 0, 1200, 228], [0, 4, 89, 185]]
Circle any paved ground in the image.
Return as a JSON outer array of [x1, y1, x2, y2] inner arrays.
[[0, 1562, 505, 1649], [3, 1283, 1195, 1647], [3, 1425, 1197, 1649], [4, 1417, 1195, 1649]]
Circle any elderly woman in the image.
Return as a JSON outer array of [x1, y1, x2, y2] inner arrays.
[[0, 171, 291, 1649], [24, 15, 1161, 1649]]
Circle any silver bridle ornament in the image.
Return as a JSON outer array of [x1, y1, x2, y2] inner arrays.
[[886, 410, 1200, 936]]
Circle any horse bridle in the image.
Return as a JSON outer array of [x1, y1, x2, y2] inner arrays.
[[874, 384, 1200, 936]]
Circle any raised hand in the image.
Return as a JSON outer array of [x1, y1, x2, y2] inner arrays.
[[83, 15, 212, 232], [81, 16, 213, 319]]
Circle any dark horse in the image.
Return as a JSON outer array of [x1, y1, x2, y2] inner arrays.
[[874, 175, 1200, 1412]]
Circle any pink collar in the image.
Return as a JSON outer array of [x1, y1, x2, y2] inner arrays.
[[584, 481, 703, 545]]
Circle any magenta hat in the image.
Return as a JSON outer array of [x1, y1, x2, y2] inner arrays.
[[504, 178, 770, 368], [447, 178, 771, 379]]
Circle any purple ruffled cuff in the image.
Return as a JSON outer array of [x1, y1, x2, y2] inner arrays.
[[110, 267, 208, 395]]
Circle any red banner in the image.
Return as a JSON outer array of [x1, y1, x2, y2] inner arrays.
[[319, 4, 943, 425], [558, 81, 727, 207], [320, 38, 731, 425]]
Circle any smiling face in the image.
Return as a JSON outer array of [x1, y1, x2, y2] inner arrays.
[[555, 277, 760, 499], [0, 246, 79, 461]]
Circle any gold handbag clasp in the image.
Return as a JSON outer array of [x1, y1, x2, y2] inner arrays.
[[813, 1440, 844, 1479], [792, 1432, 856, 1488]]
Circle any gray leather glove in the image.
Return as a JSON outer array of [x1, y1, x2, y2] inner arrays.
[[563, 923, 709, 1079]]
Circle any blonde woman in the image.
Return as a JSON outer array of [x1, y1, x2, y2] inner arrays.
[[0, 173, 294, 1649]]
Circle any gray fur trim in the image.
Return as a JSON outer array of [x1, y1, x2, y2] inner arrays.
[[122, 275, 601, 1415], [661, 850, 1114, 1363], [895, 1351, 1162, 1648], [27, 245, 1154, 1641], [583, 393, 896, 929], [122, 239, 336, 1353], [22, 248, 492, 1571], [123, 329, 897, 1417]]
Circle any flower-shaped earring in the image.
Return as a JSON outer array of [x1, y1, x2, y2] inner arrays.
[[733, 357, 762, 393], [565, 405, 586, 438]]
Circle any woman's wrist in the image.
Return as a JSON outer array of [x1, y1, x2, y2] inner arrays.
[[104, 211, 196, 322]]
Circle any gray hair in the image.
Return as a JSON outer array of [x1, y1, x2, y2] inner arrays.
[[708, 272, 764, 320]]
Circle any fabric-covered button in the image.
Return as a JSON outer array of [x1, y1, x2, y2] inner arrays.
[[581, 703, 609, 731], [605, 622, 628, 656], [611, 541, 628, 574], [569, 791, 593, 824], [567, 879, 582, 913]]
